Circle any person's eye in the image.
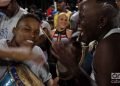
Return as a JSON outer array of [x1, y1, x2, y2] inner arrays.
[[60, 18, 63, 21], [65, 19, 67, 21], [25, 28, 30, 31]]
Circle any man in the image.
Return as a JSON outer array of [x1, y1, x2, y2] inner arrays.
[[0, 0, 41, 63], [116, 0, 120, 8], [0, 0, 27, 40], [0, 14, 54, 86], [70, 11, 79, 33], [0, 0, 11, 7], [52, 0, 120, 86]]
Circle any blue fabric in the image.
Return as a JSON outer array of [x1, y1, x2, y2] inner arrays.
[[82, 52, 93, 75], [0, 71, 16, 86]]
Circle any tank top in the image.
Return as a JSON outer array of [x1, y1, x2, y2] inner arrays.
[[91, 28, 120, 81], [52, 29, 69, 43]]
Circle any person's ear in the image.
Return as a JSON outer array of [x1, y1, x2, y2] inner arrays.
[[98, 16, 107, 29], [12, 27, 17, 35]]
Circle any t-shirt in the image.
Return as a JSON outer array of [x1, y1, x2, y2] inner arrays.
[[0, 39, 52, 83], [70, 11, 79, 31], [0, 7, 27, 41], [41, 20, 51, 31], [39, 20, 51, 36]]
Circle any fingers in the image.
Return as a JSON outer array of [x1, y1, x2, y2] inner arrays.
[[52, 77, 59, 86], [51, 48, 60, 59]]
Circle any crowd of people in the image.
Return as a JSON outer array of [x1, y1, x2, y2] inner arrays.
[[0, 0, 120, 86]]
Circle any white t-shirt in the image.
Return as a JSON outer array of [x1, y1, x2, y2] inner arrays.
[[0, 7, 27, 41], [70, 11, 79, 30], [39, 20, 51, 36], [0, 39, 52, 83], [41, 20, 51, 31]]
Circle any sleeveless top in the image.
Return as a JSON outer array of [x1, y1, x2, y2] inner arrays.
[[52, 29, 72, 80], [91, 28, 120, 81], [52, 29, 69, 43]]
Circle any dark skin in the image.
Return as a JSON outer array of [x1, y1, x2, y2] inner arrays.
[[52, 1, 120, 86], [0, 0, 19, 18], [80, 1, 120, 86], [94, 34, 120, 86], [52, 42, 93, 86]]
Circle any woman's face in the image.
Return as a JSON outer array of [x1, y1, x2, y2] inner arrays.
[[57, 14, 68, 29]]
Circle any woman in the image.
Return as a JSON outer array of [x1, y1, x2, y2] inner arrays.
[[51, 12, 74, 86], [51, 12, 72, 43]]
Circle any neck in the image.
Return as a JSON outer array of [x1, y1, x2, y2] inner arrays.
[[7, 5, 19, 18], [57, 27, 65, 32]]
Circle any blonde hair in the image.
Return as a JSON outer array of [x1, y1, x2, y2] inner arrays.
[[56, 12, 69, 27]]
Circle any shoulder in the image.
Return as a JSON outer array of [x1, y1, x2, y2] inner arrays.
[[41, 21, 51, 30], [15, 7, 27, 18], [0, 39, 7, 45], [94, 33, 120, 69], [93, 33, 120, 86], [70, 11, 79, 20], [96, 33, 120, 52], [32, 46, 46, 61], [19, 7, 28, 14], [32, 46, 44, 55], [0, 39, 8, 49]]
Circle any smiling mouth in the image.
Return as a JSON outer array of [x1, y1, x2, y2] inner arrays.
[[26, 40, 34, 44]]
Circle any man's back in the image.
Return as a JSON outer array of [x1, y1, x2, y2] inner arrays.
[[94, 28, 120, 86]]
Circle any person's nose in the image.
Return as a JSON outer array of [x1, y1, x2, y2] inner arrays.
[[31, 31, 36, 38]]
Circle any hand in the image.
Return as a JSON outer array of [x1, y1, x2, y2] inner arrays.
[[52, 77, 59, 86], [51, 42, 81, 73], [9, 47, 44, 64]]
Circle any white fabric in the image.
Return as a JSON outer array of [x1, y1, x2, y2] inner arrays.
[[90, 28, 120, 80], [70, 11, 79, 29], [39, 20, 51, 36], [0, 7, 27, 41], [103, 28, 120, 38], [41, 20, 51, 31]]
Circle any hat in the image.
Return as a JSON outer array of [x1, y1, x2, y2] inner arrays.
[[0, 0, 11, 7]]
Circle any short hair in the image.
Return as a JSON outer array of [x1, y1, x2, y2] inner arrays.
[[16, 13, 40, 27]]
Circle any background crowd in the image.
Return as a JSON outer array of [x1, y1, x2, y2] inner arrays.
[[0, 0, 120, 86]]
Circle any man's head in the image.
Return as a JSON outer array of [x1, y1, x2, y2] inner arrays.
[[57, 0, 66, 12], [12, 14, 40, 47], [0, 0, 11, 7], [79, 0, 118, 44], [29, 4, 37, 14], [116, 0, 120, 8], [0, 0, 19, 17]]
